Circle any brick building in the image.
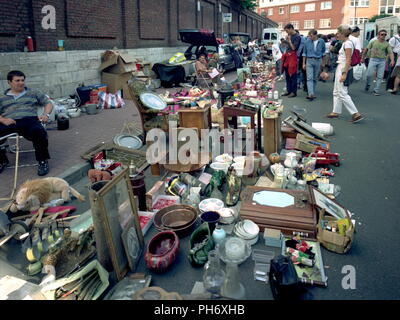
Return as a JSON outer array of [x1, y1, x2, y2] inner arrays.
[[0, 0, 276, 52], [258, 0, 346, 35]]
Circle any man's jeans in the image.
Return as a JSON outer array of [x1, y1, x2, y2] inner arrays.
[[306, 58, 322, 96], [366, 58, 386, 93]]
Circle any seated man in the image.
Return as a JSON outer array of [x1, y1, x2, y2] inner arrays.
[[0, 70, 52, 176], [195, 54, 224, 87]]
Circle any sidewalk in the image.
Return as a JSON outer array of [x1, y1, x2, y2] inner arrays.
[[0, 104, 141, 203]]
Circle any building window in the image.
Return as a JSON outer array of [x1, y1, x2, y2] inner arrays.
[[279, 7, 284, 15], [380, 0, 396, 14], [304, 20, 315, 29], [320, 18, 331, 28], [278, 22, 284, 29], [350, 17, 369, 25], [268, 8, 273, 16], [290, 21, 300, 29], [396, 7, 400, 13], [320, 1, 332, 10], [290, 5, 300, 13], [305, 3, 316, 12], [350, 0, 370, 7]]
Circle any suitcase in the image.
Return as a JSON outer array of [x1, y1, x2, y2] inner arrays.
[[240, 186, 318, 240]]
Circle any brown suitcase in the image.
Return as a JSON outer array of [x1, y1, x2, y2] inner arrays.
[[240, 186, 318, 240]]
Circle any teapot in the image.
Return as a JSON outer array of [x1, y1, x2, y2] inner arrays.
[[284, 152, 298, 169]]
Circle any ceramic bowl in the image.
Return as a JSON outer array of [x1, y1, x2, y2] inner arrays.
[[161, 208, 196, 230], [67, 108, 81, 118], [200, 211, 221, 232], [144, 230, 180, 273], [217, 207, 237, 225], [210, 162, 230, 174], [154, 204, 198, 236], [199, 198, 224, 214], [233, 156, 246, 163]]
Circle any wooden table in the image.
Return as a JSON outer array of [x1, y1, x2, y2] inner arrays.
[[178, 106, 211, 132]]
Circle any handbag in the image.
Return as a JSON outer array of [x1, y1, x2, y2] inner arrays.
[[343, 68, 354, 87], [269, 255, 301, 300]]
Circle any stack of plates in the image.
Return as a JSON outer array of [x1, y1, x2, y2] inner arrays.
[[233, 219, 260, 245]]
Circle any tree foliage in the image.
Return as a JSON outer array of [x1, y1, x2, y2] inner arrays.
[[240, 0, 258, 11], [369, 14, 392, 22]]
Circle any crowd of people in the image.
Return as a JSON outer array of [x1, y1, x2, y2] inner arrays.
[[256, 23, 400, 123]]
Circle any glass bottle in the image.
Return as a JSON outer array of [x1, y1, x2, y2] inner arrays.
[[203, 250, 225, 295], [221, 263, 246, 300]]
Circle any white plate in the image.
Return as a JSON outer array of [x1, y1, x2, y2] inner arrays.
[[113, 134, 143, 150], [199, 198, 224, 213], [215, 154, 233, 163], [242, 219, 259, 236]]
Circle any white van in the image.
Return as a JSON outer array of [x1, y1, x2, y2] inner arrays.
[[261, 28, 282, 46]]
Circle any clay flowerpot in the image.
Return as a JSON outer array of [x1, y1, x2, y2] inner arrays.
[[268, 153, 281, 164], [144, 231, 180, 273]]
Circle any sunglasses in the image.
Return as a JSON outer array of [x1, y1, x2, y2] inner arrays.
[[380, 33, 387, 36]]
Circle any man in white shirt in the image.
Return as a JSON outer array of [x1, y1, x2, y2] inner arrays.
[[349, 27, 362, 51], [389, 30, 400, 56], [268, 41, 283, 77]]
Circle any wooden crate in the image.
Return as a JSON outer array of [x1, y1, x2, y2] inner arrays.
[[178, 106, 211, 133]]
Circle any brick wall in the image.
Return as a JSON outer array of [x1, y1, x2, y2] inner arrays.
[[0, 0, 276, 52], [260, 0, 345, 34]]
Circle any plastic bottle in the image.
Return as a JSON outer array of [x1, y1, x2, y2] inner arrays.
[[268, 91, 273, 99], [273, 90, 279, 100]]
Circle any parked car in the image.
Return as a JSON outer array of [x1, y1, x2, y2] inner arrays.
[[179, 29, 250, 72]]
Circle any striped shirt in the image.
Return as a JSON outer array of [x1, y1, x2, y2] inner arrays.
[[0, 88, 50, 120]]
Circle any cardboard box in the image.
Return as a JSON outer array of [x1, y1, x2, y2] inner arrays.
[[145, 181, 165, 211], [101, 72, 134, 100], [294, 133, 330, 154], [99, 51, 137, 74]]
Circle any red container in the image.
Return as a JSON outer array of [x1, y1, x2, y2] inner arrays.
[[26, 36, 34, 52], [144, 231, 179, 273]]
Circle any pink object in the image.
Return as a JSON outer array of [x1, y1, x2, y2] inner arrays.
[[144, 230, 180, 273], [31, 206, 76, 219]]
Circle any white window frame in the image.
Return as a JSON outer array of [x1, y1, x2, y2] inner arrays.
[[320, 18, 331, 28], [320, 1, 332, 10], [305, 3, 316, 12], [279, 7, 284, 15], [350, 0, 370, 7], [278, 22, 284, 30], [268, 8, 273, 16], [290, 5, 300, 13], [290, 21, 300, 29], [304, 20, 315, 29]]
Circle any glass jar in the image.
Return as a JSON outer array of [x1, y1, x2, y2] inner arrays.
[[212, 224, 226, 245], [203, 250, 225, 294]]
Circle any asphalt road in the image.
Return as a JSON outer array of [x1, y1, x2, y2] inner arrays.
[[275, 75, 400, 299]]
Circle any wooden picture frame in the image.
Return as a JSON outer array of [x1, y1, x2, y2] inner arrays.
[[310, 186, 349, 220], [96, 168, 144, 281]]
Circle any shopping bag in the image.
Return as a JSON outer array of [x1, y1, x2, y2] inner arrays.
[[353, 63, 366, 81], [98, 91, 125, 109]]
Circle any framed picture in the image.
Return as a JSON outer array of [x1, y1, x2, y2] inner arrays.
[[96, 168, 144, 281], [311, 187, 349, 220], [282, 238, 328, 287]]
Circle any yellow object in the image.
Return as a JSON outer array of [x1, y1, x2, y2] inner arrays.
[[169, 53, 186, 64], [337, 218, 351, 236], [26, 248, 39, 262]]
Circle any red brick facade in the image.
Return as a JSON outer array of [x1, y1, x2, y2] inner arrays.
[[0, 0, 276, 52], [258, 0, 345, 35]]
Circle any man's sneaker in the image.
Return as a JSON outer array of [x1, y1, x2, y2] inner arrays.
[[373, 91, 380, 96], [281, 92, 290, 96], [365, 85, 370, 92], [37, 160, 49, 176]]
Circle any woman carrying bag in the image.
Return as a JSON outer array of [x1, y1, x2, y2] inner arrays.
[[327, 25, 363, 123]]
